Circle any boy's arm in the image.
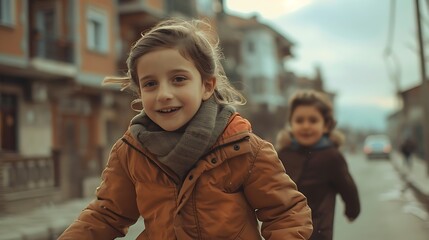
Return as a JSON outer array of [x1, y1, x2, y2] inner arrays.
[[244, 139, 313, 240], [330, 151, 361, 220], [58, 140, 140, 239]]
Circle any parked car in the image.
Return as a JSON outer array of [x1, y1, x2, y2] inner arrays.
[[363, 134, 392, 160]]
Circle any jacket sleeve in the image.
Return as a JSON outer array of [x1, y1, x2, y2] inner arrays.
[[243, 139, 313, 240], [330, 151, 361, 220], [58, 139, 140, 240]]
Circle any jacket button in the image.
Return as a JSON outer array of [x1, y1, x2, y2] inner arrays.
[[211, 158, 217, 164], [233, 144, 240, 151], [188, 175, 193, 180]]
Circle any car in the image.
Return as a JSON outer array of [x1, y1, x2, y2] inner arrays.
[[363, 134, 392, 160]]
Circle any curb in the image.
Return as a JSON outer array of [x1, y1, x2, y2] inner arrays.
[[390, 155, 429, 208]]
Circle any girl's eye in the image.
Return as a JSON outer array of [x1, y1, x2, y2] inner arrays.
[[142, 80, 157, 88], [173, 76, 187, 83]]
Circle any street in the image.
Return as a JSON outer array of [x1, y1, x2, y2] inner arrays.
[[334, 152, 429, 240]]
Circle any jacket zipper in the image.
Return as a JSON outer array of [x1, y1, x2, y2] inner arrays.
[[192, 135, 250, 239], [192, 181, 202, 239]]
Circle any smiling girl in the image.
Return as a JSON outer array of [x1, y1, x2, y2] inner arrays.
[[58, 18, 312, 240]]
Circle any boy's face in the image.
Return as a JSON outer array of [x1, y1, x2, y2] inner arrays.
[[136, 48, 215, 131], [290, 105, 328, 147]]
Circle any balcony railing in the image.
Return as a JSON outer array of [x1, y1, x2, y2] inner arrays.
[[1, 153, 60, 194], [30, 37, 74, 63]]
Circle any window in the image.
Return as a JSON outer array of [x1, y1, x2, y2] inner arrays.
[[35, 8, 56, 59], [0, 0, 14, 26], [248, 41, 255, 53], [86, 7, 108, 53], [0, 93, 17, 152], [167, 0, 195, 17], [251, 77, 265, 94], [196, 0, 214, 16]]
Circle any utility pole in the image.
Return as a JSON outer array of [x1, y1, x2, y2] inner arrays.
[[415, 0, 429, 175]]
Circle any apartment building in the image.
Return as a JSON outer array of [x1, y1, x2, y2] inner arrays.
[[0, 0, 133, 213]]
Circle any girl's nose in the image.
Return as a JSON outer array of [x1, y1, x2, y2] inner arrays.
[[157, 83, 173, 101]]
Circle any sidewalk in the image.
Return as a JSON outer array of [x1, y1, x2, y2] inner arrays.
[[0, 197, 144, 240], [390, 151, 429, 204], [0, 197, 91, 240]]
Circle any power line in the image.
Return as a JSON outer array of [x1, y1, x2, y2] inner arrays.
[[426, 0, 429, 13], [384, 0, 397, 54], [383, 0, 401, 95]]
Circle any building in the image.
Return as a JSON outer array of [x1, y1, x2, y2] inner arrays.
[[0, 0, 134, 213], [387, 83, 429, 158], [215, 12, 293, 141]]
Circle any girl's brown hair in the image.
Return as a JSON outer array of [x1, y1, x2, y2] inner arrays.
[[103, 18, 246, 108], [288, 90, 337, 133]]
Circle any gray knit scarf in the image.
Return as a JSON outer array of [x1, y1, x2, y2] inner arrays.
[[130, 97, 235, 181]]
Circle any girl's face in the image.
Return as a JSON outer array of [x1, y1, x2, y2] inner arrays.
[[136, 48, 215, 131], [290, 105, 328, 147]]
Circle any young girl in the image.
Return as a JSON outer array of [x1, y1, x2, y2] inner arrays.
[[59, 18, 312, 239], [276, 90, 360, 240]]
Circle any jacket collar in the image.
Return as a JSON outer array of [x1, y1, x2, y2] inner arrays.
[[123, 113, 251, 151], [289, 135, 333, 150]]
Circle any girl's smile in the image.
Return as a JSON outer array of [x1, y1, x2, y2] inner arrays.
[[157, 107, 180, 113]]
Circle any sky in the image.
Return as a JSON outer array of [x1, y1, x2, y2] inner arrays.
[[225, 0, 425, 131]]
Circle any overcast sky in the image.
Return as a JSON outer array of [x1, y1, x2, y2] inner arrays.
[[225, 0, 424, 131]]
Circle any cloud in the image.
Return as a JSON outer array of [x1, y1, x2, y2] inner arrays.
[[338, 95, 397, 109], [273, 0, 387, 41], [225, 0, 313, 18]]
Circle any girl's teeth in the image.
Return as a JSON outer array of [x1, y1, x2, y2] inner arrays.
[[160, 108, 177, 113]]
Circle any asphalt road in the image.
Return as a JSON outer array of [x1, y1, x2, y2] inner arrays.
[[334, 152, 429, 240]]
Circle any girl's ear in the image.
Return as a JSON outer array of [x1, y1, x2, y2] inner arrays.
[[130, 98, 143, 112], [202, 77, 216, 101]]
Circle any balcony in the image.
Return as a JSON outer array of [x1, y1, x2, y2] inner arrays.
[[30, 37, 74, 64]]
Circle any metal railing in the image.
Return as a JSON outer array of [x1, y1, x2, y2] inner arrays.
[[1, 153, 60, 193], [30, 37, 74, 63]]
